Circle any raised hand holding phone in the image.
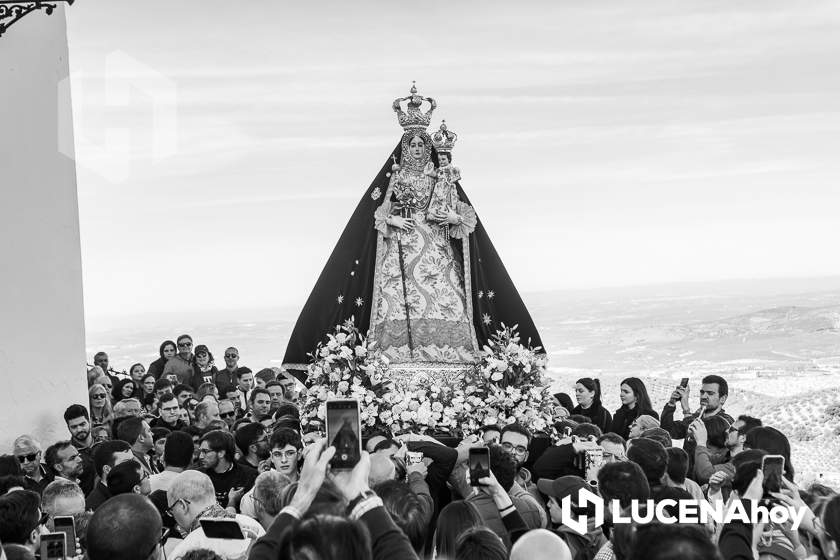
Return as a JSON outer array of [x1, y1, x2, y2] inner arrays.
[[290, 438, 334, 514]]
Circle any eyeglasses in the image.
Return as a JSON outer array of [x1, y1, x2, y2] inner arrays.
[[16, 452, 39, 463], [225, 354, 238, 359], [270, 449, 299, 460], [197, 448, 216, 456], [219, 411, 236, 419], [178, 342, 192, 348], [500, 442, 528, 455], [165, 498, 190, 517]]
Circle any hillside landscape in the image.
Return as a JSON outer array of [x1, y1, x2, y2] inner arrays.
[[88, 278, 840, 483]]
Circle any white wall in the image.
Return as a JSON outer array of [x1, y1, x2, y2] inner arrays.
[[0, 6, 87, 451]]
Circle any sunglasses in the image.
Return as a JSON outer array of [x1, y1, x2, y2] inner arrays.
[[16, 453, 39, 463], [178, 342, 193, 348], [225, 354, 238, 359], [220, 411, 236, 419], [92, 393, 107, 399]]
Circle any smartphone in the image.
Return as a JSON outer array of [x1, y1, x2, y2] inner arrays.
[[200, 518, 245, 540], [469, 447, 491, 486], [406, 451, 424, 465], [583, 447, 604, 487], [762, 454, 785, 496], [326, 399, 362, 470], [53, 516, 76, 552], [40, 533, 67, 560], [680, 377, 689, 388]]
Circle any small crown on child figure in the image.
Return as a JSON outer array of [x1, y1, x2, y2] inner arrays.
[[393, 81, 437, 132], [431, 120, 458, 154]]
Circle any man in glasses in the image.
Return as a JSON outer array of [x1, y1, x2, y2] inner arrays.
[[166, 470, 264, 559], [163, 333, 196, 385], [215, 347, 244, 393], [500, 423, 547, 529], [0, 490, 49, 556], [151, 392, 187, 431], [239, 427, 302, 519], [13, 435, 49, 493], [197, 430, 257, 512]]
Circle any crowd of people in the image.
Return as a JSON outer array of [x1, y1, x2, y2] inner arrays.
[[1, 332, 839, 560]]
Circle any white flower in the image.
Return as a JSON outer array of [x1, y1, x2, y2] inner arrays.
[[336, 333, 348, 344], [431, 402, 444, 412], [340, 346, 353, 359], [355, 346, 367, 357], [491, 372, 503, 382], [337, 381, 349, 393], [400, 410, 413, 422]]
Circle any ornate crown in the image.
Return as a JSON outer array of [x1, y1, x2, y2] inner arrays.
[[392, 81, 437, 132], [431, 120, 458, 153]]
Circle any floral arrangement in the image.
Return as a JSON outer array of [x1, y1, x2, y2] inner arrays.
[[461, 324, 553, 435], [302, 320, 552, 437], [300, 319, 393, 430]]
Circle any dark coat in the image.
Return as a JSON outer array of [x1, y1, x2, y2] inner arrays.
[[610, 405, 659, 440]]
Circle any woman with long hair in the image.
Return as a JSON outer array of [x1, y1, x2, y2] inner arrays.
[[610, 377, 658, 440], [433, 500, 483, 559], [88, 383, 114, 433], [148, 339, 177, 380], [572, 378, 612, 433], [140, 373, 158, 412], [112, 378, 138, 403]]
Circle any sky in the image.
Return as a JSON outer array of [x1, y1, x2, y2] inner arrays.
[[65, 0, 840, 325]]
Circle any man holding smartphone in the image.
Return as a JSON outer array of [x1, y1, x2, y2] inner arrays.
[[660, 374, 734, 440]]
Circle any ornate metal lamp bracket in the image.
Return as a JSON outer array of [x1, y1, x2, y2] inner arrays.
[[0, 0, 74, 38]]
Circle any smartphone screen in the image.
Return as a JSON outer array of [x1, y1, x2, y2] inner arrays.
[[40, 533, 67, 560], [680, 377, 689, 388], [762, 454, 785, 495], [469, 447, 491, 486], [200, 518, 245, 540], [53, 516, 76, 552], [326, 399, 361, 470], [583, 447, 605, 487]]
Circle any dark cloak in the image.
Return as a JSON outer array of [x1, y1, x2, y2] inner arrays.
[[282, 141, 545, 377]]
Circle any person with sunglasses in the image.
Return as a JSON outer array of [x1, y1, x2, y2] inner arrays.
[[163, 334, 196, 386], [88, 383, 114, 432], [12, 435, 49, 494], [690, 414, 763, 486], [214, 347, 245, 394]]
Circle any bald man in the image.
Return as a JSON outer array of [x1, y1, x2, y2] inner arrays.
[[510, 529, 572, 560]]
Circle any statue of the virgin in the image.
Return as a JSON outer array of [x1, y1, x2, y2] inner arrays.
[[283, 84, 544, 376]]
